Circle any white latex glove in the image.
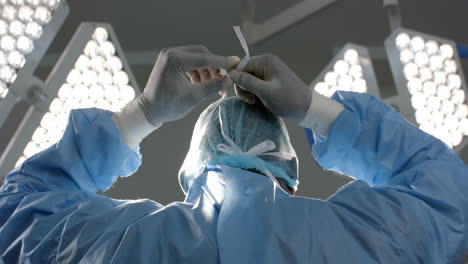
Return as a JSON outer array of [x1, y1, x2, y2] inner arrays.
[[139, 45, 239, 125], [113, 45, 239, 148], [229, 54, 344, 137]]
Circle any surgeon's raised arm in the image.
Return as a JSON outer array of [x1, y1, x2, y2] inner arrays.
[[1, 46, 238, 194], [229, 54, 468, 260]]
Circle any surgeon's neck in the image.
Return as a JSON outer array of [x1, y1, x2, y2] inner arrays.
[[242, 168, 295, 195]]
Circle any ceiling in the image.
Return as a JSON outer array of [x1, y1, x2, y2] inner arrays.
[[1, 0, 468, 205]]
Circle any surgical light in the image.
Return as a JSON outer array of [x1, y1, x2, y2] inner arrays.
[[0, 1, 64, 98], [311, 44, 380, 98], [0, 0, 69, 128], [0, 23, 139, 176], [385, 29, 468, 149]]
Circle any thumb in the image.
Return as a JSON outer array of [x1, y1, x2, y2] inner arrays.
[[228, 70, 266, 97], [193, 77, 233, 100]]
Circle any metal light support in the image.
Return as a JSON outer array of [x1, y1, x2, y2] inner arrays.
[[240, 0, 337, 45], [0, 1, 70, 127], [0, 22, 140, 179], [385, 28, 468, 151], [310, 43, 381, 99]]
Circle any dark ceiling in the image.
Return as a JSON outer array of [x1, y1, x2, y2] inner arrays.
[[1, 0, 468, 205]]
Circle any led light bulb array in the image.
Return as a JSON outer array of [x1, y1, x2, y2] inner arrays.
[[392, 31, 468, 148], [16, 26, 136, 166], [0, 0, 63, 99]]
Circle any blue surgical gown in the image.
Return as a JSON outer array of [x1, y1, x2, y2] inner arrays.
[[0, 92, 467, 263]]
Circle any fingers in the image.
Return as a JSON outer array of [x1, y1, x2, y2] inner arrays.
[[239, 54, 275, 77], [186, 70, 201, 83], [228, 70, 267, 97], [187, 68, 223, 84], [182, 53, 240, 71], [177, 45, 210, 53], [235, 86, 256, 104], [192, 77, 233, 101]]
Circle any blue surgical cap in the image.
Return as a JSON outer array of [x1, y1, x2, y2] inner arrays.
[[179, 97, 299, 193]]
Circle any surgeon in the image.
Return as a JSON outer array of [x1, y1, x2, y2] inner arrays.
[[0, 44, 467, 263]]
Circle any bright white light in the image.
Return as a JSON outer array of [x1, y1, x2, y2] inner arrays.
[[25, 21, 42, 39], [0, 80, 8, 98], [75, 55, 89, 71], [400, 49, 413, 64], [0, 19, 7, 35], [314, 82, 332, 97], [99, 41, 115, 58], [337, 75, 353, 91], [93, 27, 108, 44], [395, 33, 468, 147], [2, 5, 17, 21], [66, 69, 81, 85], [34, 6, 52, 24], [17, 26, 137, 163], [440, 100, 454, 115], [425, 41, 439, 55], [90, 56, 105, 72], [452, 89, 465, 104], [393, 30, 468, 147], [349, 65, 362, 79], [324, 72, 337, 87], [447, 74, 462, 90], [84, 40, 99, 57], [16, 35, 34, 54], [426, 95, 441, 111], [1, 35, 16, 51], [396, 33, 410, 49], [429, 56, 443, 71], [106, 56, 122, 73], [455, 105, 468, 119], [7, 50, 25, 68], [9, 20, 25, 36], [444, 59, 457, 74], [344, 49, 359, 65], [26, 0, 42, 7], [45, 0, 61, 9], [419, 67, 432, 82], [333, 60, 349, 75], [408, 79, 423, 94], [403, 63, 418, 79], [432, 71, 446, 85], [0, 65, 16, 83], [0, 51, 5, 65], [439, 44, 454, 59], [312, 46, 373, 97], [414, 52, 429, 67], [411, 93, 426, 109], [353, 78, 367, 93], [437, 85, 451, 100], [113, 71, 129, 86], [410, 36, 425, 52], [423, 81, 436, 96], [18, 5, 34, 22]]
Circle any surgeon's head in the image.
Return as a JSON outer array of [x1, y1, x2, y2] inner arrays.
[[179, 97, 298, 195]]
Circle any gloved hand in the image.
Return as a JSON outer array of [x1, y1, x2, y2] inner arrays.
[[229, 54, 344, 137], [228, 54, 312, 123], [138, 45, 239, 125]]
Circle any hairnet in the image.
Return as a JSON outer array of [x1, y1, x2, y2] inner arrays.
[[178, 97, 299, 193]]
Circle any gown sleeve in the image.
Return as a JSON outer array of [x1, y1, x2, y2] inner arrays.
[[1, 108, 142, 194], [0, 108, 149, 263], [311, 91, 468, 262]]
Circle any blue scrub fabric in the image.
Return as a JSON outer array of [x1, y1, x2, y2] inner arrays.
[[1, 92, 467, 263]]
